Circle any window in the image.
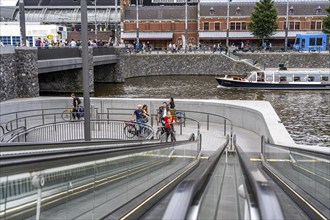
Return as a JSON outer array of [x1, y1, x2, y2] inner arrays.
[[316, 38, 322, 46], [294, 22, 300, 30], [215, 22, 220, 31], [204, 22, 209, 31], [289, 22, 294, 30], [311, 21, 316, 30], [12, 36, 20, 46], [0, 36, 11, 45], [242, 22, 247, 30], [294, 76, 300, 82], [310, 38, 315, 46], [236, 23, 241, 30], [311, 21, 322, 30], [308, 76, 315, 82], [280, 76, 287, 82], [321, 76, 329, 81], [230, 22, 235, 30]]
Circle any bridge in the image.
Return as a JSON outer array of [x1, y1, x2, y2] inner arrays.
[[0, 98, 329, 220]]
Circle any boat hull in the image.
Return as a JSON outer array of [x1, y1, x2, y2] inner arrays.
[[216, 78, 330, 90]]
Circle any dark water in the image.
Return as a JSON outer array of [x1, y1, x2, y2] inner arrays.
[[95, 76, 330, 147]]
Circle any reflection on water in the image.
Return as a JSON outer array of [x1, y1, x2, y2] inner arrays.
[[95, 76, 330, 147]]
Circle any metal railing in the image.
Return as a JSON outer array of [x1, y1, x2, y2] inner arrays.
[[7, 120, 154, 143], [104, 108, 233, 137]]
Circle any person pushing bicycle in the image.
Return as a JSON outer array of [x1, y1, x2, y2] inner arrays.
[[132, 104, 146, 136]]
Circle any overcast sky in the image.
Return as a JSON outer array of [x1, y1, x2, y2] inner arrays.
[[0, 0, 329, 6]]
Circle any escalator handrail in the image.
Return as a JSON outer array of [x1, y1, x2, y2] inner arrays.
[[262, 136, 330, 158], [162, 135, 229, 220], [0, 139, 197, 176], [234, 135, 284, 220]]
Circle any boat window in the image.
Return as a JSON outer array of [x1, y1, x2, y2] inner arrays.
[[266, 76, 273, 82], [247, 72, 257, 81], [280, 76, 287, 82], [321, 76, 329, 81], [308, 76, 315, 82], [294, 76, 300, 82]]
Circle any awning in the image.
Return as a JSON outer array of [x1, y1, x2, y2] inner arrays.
[[199, 31, 324, 39], [121, 32, 173, 40]]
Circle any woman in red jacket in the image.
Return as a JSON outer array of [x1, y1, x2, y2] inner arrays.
[[163, 111, 176, 142]]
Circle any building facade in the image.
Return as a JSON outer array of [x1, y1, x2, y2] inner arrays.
[[121, 0, 330, 49]]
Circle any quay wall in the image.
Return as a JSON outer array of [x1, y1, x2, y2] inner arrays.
[[237, 52, 330, 69], [0, 47, 39, 102], [119, 54, 258, 78], [0, 97, 295, 147]]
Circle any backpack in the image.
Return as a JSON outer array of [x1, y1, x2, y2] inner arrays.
[[75, 97, 81, 105]]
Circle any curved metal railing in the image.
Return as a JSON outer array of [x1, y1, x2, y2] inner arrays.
[[6, 120, 155, 143]]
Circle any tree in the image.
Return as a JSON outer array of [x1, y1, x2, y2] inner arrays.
[[322, 6, 330, 34], [248, 0, 278, 46]]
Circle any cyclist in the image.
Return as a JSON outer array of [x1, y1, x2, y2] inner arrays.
[[132, 104, 146, 136], [71, 93, 81, 120]]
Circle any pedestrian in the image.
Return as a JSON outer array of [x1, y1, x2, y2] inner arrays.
[[71, 93, 81, 120], [169, 97, 176, 121], [157, 102, 169, 125], [142, 104, 149, 123], [132, 104, 146, 135], [163, 111, 176, 142]]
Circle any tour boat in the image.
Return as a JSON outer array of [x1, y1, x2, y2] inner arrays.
[[216, 70, 330, 90]]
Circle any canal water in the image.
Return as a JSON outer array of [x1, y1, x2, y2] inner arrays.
[[95, 75, 330, 147]]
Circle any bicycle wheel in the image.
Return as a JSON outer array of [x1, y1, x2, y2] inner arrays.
[[62, 109, 72, 121], [175, 111, 185, 125], [123, 124, 137, 139]]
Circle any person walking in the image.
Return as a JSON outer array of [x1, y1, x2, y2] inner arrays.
[[163, 111, 176, 142], [169, 97, 177, 121], [71, 93, 81, 120]]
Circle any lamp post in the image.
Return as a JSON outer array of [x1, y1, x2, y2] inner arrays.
[[284, 0, 289, 51], [91, 0, 97, 40], [226, 0, 231, 47], [19, 0, 26, 46], [136, 0, 139, 47], [185, 0, 188, 52], [78, 0, 91, 141], [115, 0, 119, 45]]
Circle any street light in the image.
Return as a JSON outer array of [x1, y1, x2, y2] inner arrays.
[[19, 0, 26, 46], [284, 0, 289, 51], [185, 0, 188, 52], [226, 0, 231, 47], [136, 0, 139, 47], [115, 0, 119, 45], [74, 0, 91, 141], [92, 0, 97, 40]]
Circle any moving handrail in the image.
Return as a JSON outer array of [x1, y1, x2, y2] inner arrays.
[[0, 139, 196, 177], [260, 136, 330, 220], [162, 135, 229, 220], [234, 135, 284, 220]]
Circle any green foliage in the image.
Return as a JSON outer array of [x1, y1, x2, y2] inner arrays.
[[322, 6, 330, 34], [248, 0, 278, 42]]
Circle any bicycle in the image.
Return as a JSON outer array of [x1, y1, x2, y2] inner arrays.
[[155, 111, 185, 125], [123, 121, 148, 139], [155, 124, 176, 142], [61, 106, 84, 121]]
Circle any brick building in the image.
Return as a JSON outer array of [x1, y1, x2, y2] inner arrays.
[[121, 0, 330, 49]]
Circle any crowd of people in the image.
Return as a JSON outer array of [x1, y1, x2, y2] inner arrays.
[[34, 37, 111, 48], [132, 97, 177, 142]]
